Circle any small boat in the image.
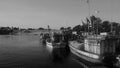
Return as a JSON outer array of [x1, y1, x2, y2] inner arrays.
[[40, 33, 50, 45], [46, 38, 53, 48], [46, 32, 68, 49], [69, 34, 120, 65]]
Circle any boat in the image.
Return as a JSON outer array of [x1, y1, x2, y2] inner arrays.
[[68, 0, 120, 66], [69, 34, 120, 65], [40, 33, 50, 45], [46, 32, 68, 49]]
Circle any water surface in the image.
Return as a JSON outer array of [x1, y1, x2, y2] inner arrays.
[[0, 34, 84, 68]]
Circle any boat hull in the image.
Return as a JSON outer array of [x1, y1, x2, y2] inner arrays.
[[46, 41, 67, 49], [69, 41, 102, 63], [46, 42, 53, 48]]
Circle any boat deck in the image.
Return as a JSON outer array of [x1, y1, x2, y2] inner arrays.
[[69, 41, 102, 62], [69, 41, 84, 49]]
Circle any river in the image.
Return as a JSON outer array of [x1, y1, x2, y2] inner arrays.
[[0, 33, 85, 68]]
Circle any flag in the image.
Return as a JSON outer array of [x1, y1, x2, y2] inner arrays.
[[86, 17, 90, 24], [81, 20, 85, 25], [86, 18, 92, 27]]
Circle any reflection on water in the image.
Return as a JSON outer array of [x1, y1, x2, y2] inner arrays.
[[0, 34, 49, 67], [0, 34, 90, 68], [50, 47, 70, 63]]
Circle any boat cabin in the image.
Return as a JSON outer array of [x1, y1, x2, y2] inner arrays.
[[84, 35, 120, 59]]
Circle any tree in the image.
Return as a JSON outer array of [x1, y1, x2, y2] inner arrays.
[[89, 15, 102, 34], [38, 27, 44, 30], [111, 22, 119, 34], [60, 27, 65, 30], [67, 27, 71, 30], [102, 21, 111, 32], [72, 15, 120, 35]]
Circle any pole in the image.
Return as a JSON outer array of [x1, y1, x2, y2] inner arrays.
[[110, 0, 113, 33], [95, 10, 100, 35], [87, 0, 90, 34], [97, 20, 98, 35]]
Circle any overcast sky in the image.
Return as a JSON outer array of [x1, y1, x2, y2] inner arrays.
[[0, 0, 120, 29]]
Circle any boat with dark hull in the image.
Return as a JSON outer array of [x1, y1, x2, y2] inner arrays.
[[46, 32, 68, 49], [40, 33, 50, 45], [69, 34, 120, 65]]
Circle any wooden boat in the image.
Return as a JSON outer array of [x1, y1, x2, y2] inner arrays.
[[69, 35, 120, 65]]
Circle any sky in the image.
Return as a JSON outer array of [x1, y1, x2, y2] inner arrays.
[[0, 0, 120, 29]]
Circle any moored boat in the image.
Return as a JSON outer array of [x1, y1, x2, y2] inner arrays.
[[69, 34, 120, 65], [40, 33, 50, 45], [46, 32, 68, 49]]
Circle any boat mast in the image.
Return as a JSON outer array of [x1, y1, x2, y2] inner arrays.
[[110, 0, 113, 33], [95, 10, 99, 36], [48, 25, 51, 34], [87, 0, 91, 35]]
